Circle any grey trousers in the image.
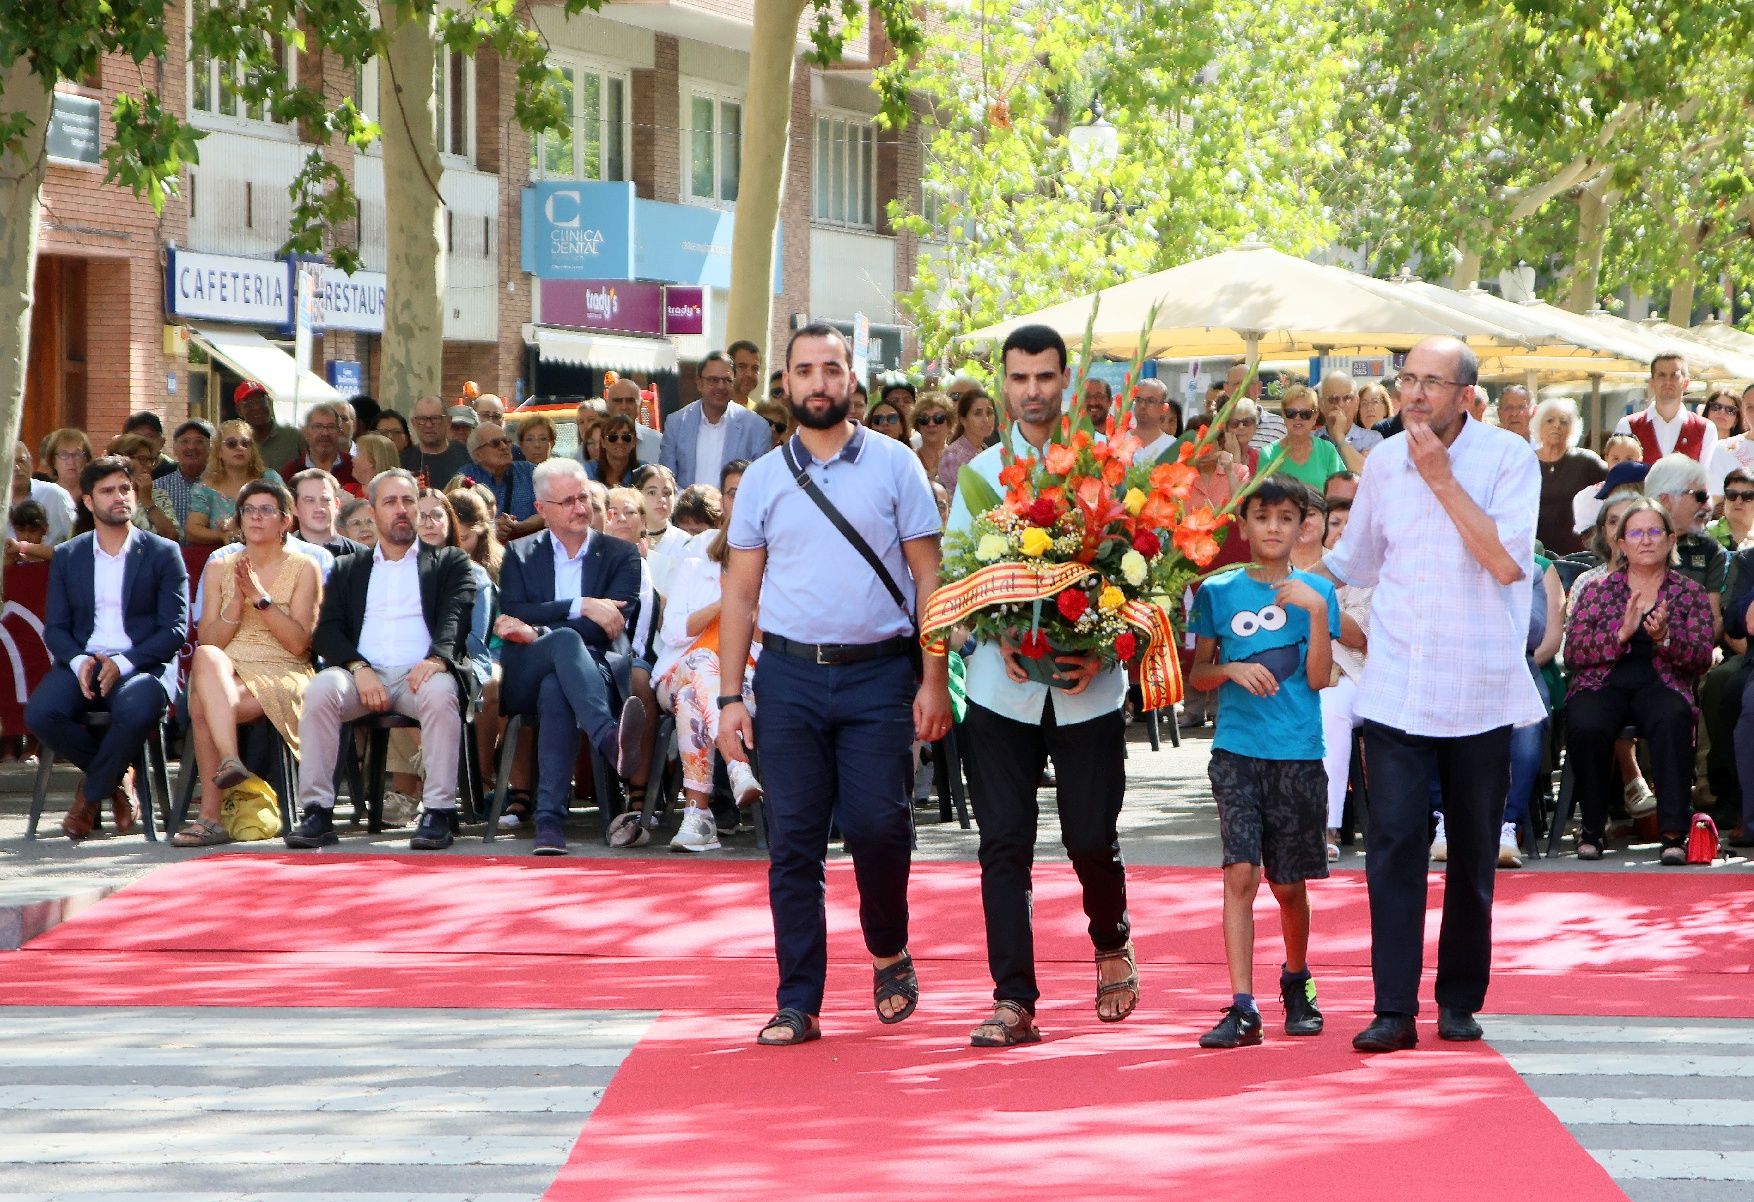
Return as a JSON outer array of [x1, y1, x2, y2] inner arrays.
[[297, 665, 460, 813]]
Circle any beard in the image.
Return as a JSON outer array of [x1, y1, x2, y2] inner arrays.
[[790, 390, 853, 431]]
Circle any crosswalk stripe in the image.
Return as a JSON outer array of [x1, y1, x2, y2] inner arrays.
[[0, 1084, 605, 1113], [0, 1133, 578, 1166], [1544, 1097, 1754, 1126], [7, 1195, 541, 1202], [0, 1047, 629, 1068], [1487, 1020, 1754, 1047], [1593, 1150, 1754, 1181], [1501, 1052, 1751, 1077]]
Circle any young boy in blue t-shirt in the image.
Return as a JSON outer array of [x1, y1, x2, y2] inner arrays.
[[1187, 478, 1341, 1049]]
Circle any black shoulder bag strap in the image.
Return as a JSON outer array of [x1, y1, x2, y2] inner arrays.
[[782, 442, 920, 660]]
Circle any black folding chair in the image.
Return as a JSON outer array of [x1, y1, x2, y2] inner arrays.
[[27, 713, 172, 842]]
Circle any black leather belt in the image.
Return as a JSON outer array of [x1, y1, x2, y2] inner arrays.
[[765, 633, 913, 665]]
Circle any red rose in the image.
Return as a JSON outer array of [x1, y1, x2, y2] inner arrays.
[[1019, 631, 1050, 660], [1114, 631, 1138, 660], [1132, 530, 1161, 557], [1029, 497, 1059, 527], [1057, 589, 1090, 621]]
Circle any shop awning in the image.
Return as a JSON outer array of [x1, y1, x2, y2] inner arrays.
[[526, 324, 679, 374], [187, 324, 343, 422]]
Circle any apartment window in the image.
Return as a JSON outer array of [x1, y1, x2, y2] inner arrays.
[[814, 113, 875, 228], [188, 0, 295, 126], [532, 58, 629, 182], [686, 89, 741, 206], [433, 47, 475, 163]]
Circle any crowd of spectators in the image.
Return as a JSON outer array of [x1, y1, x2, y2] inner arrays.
[[10, 346, 1753, 866]]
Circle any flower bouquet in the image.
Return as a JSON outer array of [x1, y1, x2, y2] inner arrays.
[[922, 311, 1264, 706]]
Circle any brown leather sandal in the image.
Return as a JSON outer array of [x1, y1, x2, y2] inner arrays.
[[970, 1000, 1042, 1047], [1095, 940, 1140, 1023]]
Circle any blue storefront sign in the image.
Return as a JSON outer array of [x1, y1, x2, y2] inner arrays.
[[520, 180, 780, 293], [327, 360, 366, 395]]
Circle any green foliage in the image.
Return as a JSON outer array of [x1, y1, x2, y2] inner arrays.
[[886, 0, 1347, 363], [2, 2, 599, 264]]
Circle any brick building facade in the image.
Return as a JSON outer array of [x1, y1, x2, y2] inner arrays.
[[25, 1, 925, 446]]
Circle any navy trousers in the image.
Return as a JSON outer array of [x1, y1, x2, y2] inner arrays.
[[1361, 721, 1511, 1017], [26, 666, 169, 803], [502, 628, 619, 821], [753, 650, 916, 1016]]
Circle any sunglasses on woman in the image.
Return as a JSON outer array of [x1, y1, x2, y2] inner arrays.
[[605, 433, 634, 444], [870, 413, 902, 426], [915, 414, 948, 426], [222, 437, 253, 450], [1282, 407, 1317, 421], [1706, 402, 1738, 416]]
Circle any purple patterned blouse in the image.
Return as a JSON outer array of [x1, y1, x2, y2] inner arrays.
[[1564, 568, 1714, 704]]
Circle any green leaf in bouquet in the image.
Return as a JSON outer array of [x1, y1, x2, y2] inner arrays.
[[957, 466, 1004, 517]]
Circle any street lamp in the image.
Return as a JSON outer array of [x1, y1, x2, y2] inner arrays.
[[1068, 101, 1119, 174]]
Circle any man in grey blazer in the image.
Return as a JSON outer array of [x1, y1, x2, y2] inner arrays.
[[660, 350, 773, 489]]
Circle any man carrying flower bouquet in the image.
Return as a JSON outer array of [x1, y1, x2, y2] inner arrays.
[[946, 324, 1142, 1048]]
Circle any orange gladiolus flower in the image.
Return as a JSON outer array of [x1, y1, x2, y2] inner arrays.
[[1072, 430, 1093, 451], [999, 459, 1033, 490], [1101, 457, 1126, 487], [1175, 528, 1222, 565], [1044, 442, 1078, 476], [1151, 461, 1198, 498]]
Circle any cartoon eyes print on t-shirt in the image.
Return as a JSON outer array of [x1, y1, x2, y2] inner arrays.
[[1229, 603, 1287, 638]]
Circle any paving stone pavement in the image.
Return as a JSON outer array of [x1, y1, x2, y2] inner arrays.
[[0, 1007, 652, 1202]]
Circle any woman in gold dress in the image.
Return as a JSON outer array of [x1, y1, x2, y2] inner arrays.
[[173, 479, 321, 846]]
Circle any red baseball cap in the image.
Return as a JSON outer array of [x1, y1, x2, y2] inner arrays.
[[234, 380, 269, 405]]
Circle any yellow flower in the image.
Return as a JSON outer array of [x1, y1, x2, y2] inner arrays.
[[975, 533, 1009, 562], [1120, 550, 1148, 586], [1019, 527, 1054, 558], [1098, 585, 1126, 611], [1123, 487, 1147, 515]]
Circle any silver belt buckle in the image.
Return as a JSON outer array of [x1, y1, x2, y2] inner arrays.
[[816, 643, 833, 664]]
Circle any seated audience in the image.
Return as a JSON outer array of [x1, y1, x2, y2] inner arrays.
[[574, 402, 606, 466], [123, 411, 177, 478], [588, 413, 642, 489], [107, 434, 180, 540], [1532, 397, 1605, 555], [401, 395, 474, 487], [156, 420, 213, 535], [175, 480, 321, 847], [7, 440, 75, 549], [373, 409, 412, 454], [338, 497, 376, 547], [289, 468, 366, 563], [517, 413, 558, 465], [1709, 468, 1754, 550], [352, 433, 400, 491], [1564, 499, 1714, 863], [7, 498, 51, 564], [493, 458, 648, 855], [280, 403, 362, 496], [671, 485, 723, 540], [286, 470, 477, 852], [1706, 384, 1754, 493], [447, 486, 505, 798], [462, 421, 542, 542], [187, 420, 284, 545], [1646, 452, 1726, 640], [631, 464, 692, 593], [1572, 433, 1643, 538], [40, 427, 93, 497], [25, 457, 189, 840]]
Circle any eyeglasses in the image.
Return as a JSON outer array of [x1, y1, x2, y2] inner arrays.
[[701, 375, 734, 387], [1228, 417, 1258, 428], [1705, 402, 1738, 416], [915, 414, 949, 426], [222, 438, 253, 450], [1622, 527, 1671, 543], [417, 511, 448, 525], [1685, 489, 1711, 504], [539, 492, 592, 509], [1394, 374, 1464, 394], [604, 433, 634, 444], [871, 413, 902, 426], [1727, 490, 1754, 503], [1282, 408, 1317, 421], [305, 422, 339, 434], [54, 450, 87, 463], [479, 438, 509, 450], [238, 504, 283, 520], [767, 419, 787, 432], [413, 415, 445, 425]]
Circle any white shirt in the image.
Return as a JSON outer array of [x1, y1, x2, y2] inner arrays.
[[78, 527, 137, 679], [1250, 407, 1287, 452], [5, 479, 78, 545], [1323, 416, 1545, 736], [358, 546, 429, 670], [645, 524, 694, 595], [1135, 431, 1175, 464], [1613, 403, 1718, 464], [550, 529, 602, 622], [653, 550, 720, 684], [1708, 433, 1754, 494], [693, 409, 728, 491]]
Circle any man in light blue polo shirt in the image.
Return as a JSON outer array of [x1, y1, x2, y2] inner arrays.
[[718, 322, 952, 1049], [947, 323, 1138, 1049]]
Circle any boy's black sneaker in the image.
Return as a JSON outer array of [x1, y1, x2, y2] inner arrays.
[[1281, 976, 1324, 1036], [284, 805, 338, 848], [1198, 1005, 1263, 1049]]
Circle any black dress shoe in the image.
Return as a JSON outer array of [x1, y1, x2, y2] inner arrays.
[[409, 809, 455, 851], [1352, 1013, 1418, 1053], [1437, 1007, 1483, 1042]]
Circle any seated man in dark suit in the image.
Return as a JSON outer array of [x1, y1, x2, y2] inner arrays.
[[26, 456, 189, 839], [496, 457, 647, 855], [287, 469, 478, 851]]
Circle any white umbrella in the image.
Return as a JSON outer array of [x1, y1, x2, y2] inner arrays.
[[1688, 320, 1754, 360], [957, 242, 1533, 364]]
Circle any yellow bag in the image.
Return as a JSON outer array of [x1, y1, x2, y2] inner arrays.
[[220, 777, 283, 842]]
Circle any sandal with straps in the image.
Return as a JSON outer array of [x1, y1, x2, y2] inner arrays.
[[873, 951, 919, 1024], [1095, 940, 1140, 1023], [970, 1000, 1042, 1048], [756, 1007, 822, 1046], [171, 818, 232, 848]]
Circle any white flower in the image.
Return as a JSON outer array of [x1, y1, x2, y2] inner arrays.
[[976, 533, 1009, 562], [1121, 550, 1148, 587]]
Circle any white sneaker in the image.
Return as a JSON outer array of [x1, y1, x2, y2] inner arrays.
[[1430, 813, 1448, 863], [1624, 778, 1658, 816], [670, 809, 721, 853], [727, 759, 764, 808], [1498, 822, 1523, 868], [1325, 829, 1340, 863]]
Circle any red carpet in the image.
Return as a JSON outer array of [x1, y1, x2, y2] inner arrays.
[[10, 854, 1749, 1200]]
